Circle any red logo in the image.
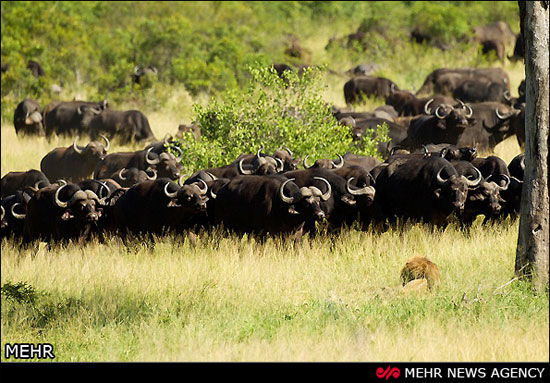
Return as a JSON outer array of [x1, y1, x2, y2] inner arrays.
[[376, 366, 401, 380]]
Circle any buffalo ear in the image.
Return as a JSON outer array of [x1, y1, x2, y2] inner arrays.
[[341, 195, 356, 205], [288, 206, 300, 215], [433, 188, 442, 199], [61, 210, 74, 221]]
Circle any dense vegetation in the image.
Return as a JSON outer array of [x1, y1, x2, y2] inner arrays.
[[1, 1, 520, 119]]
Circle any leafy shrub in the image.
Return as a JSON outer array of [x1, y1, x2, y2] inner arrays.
[[172, 64, 387, 173]]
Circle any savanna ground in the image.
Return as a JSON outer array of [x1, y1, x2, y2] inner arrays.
[[1, 1, 549, 362]]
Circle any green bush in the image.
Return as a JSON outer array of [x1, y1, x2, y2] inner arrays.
[[172, 64, 387, 173]]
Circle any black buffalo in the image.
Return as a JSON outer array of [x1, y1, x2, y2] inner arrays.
[[23, 183, 103, 244], [14, 99, 44, 136], [41, 136, 110, 182], [94, 146, 182, 180], [373, 156, 470, 226], [212, 174, 331, 237], [44, 100, 109, 138], [344, 76, 399, 105], [1, 169, 51, 198], [416, 68, 510, 97], [111, 178, 209, 237], [400, 102, 474, 150], [81, 108, 156, 144]]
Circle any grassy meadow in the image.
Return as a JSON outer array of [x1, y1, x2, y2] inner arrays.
[[1, 1, 548, 363]]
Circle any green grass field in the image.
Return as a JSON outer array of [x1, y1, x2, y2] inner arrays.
[[1, 111, 548, 361]]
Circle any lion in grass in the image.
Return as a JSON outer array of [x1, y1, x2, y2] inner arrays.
[[400, 256, 441, 291]]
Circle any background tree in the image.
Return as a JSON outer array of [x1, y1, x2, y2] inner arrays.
[[515, 1, 549, 290]]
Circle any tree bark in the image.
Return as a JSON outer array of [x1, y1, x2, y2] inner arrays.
[[515, 1, 549, 290]]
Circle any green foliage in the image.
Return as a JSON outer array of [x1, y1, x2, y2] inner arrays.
[[1, 281, 39, 305], [1, 1, 521, 121], [173, 64, 386, 172]]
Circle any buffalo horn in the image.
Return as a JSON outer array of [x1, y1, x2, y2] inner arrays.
[[100, 134, 110, 151], [498, 174, 510, 191], [424, 98, 434, 114], [145, 147, 160, 165], [238, 158, 255, 175], [279, 178, 297, 204], [195, 179, 208, 195], [1, 205, 4, 221], [495, 107, 512, 120], [54, 184, 69, 208], [313, 177, 332, 201], [164, 182, 178, 198], [10, 203, 26, 220], [173, 146, 183, 162], [303, 155, 312, 169], [464, 167, 482, 187], [435, 105, 448, 119], [283, 146, 293, 157], [275, 158, 284, 172], [436, 167, 450, 184], [345, 177, 370, 196], [73, 136, 84, 154], [118, 168, 127, 181], [146, 168, 158, 181], [331, 154, 344, 169]]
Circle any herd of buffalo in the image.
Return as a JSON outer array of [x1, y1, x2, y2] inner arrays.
[[2, 19, 528, 245]]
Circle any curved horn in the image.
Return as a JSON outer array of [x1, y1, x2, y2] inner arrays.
[[146, 168, 158, 181], [56, 179, 67, 186], [238, 158, 255, 175], [196, 179, 208, 195], [275, 158, 284, 172], [1, 205, 4, 221], [77, 106, 83, 115], [256, 147, 264, 158], [118, 168, 127, 181], [34, 180, 46, 189], [205, 171, 217, 180], [435, 105, 447, 119], [495, 107, 511, 120], [465, 104, 473, 118], [283, 146, 293, 157], [54, 184, 69, 208], [178, 174, 187, 186], [345, 177, 369, 196], [173, 146, 183, 162], [497, 174, 510, 191], [73, 136, 83, 154], [98, 181, 111, 199], [145, 147, 160, 165], [436, 167, 449, 184], [10, 203, 26, 220], [100, 134, 110, 151], [424, 98, 434, 114], [164, 181, 178, 198], [303, 155, 312, 169], [465, 167, 482, 187], [279, 178, 297, 204], [313, 177, 332, 201], [331, 154, 344, 169], [210, 188, 217, 199], [439, 147, 448, 158], [503, 90, 511, 101]]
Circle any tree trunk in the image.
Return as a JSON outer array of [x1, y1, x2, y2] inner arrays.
[[515, 1, 549, 290]]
